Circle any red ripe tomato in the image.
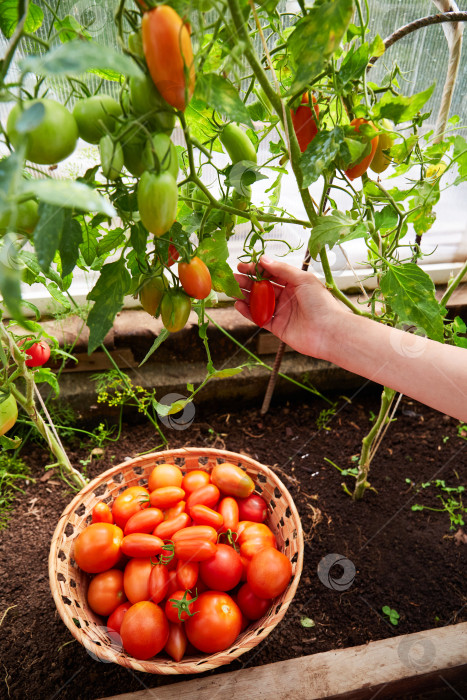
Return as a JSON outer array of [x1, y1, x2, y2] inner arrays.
[[199, 543, 243, 591], [186, 484, 220, 511], [87, 569, 126, 616], [121, 533, 164, 558], [120, 601, 169, 660], [112, 486, 150, 529], [123, 558, 153, 603], [211, 463, 255, 499], [124, 508, 164, 535], [19, 338, 51, 367], [148, 563, 169, 604], [172, 525, 217, 543], [165, 590, 195, 623], [247, 547, 292, 599], [142, 5, 195, 111], [178, 256, 212, 299], [165, 622, 187, 662], [218, 497, 239, 533], [250, 279, 275, 327], [185, 592, 242, 653], [107, 601, 131, 635], [154, 512, 191, 539], [237, 583, 271, 620], [238, 522, 277, 560], [148, 463, 183, 491], [237, 494, 268, 523], [149, 486, 185, 509], [176, 560, 199, 590], [181, 470, 210, 496], [190, 504, 223, 530], [164, 501, 186, 520], [290, 93, 319, 153], [74, 523, 123, 574], [167, 242, 180, 267], [174, 539, 217, 562], [92, 502, 113, 524], [344, 118, 379, 180]]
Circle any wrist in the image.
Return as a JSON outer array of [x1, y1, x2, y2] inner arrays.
[[316, 308, 356, 364]]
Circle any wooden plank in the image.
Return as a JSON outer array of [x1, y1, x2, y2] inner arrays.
[[58, 348, 137, 373], [99, 622, 467, 700], [257, 333, 293, 355]]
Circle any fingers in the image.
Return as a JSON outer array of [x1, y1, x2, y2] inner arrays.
[[237, 256, 312, 287], [234, 300, 253, 323]]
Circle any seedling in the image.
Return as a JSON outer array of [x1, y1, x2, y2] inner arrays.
[[382, 606, 400, 626]]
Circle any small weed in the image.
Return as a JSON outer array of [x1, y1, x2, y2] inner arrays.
[[457, 423, 467, 441], [410, 478, 466, 530], [316, 404, 337, 431], [0, 454, 31, 529], [382, 606, 400, 626]]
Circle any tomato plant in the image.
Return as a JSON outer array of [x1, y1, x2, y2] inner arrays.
[[120, 601, 169, 660], [370, 119, 395, 174], [178, 256, 212, 300], [74, 523, 123, 574], [87, 569, 126, 616], [139, 276, 167, 317], [249, 280, 275, 328], [185, 591, 242, 653]]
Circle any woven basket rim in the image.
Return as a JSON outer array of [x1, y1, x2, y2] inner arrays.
[[49, 447, 304, 674]]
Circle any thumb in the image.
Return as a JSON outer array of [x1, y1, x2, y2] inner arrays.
[[259, 256, 311, 286]]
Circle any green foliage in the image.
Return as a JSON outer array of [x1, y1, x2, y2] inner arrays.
[[382, 606, 400, 626], [410, 477, 467, 531]]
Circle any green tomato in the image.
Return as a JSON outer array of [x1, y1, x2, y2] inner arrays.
[[140, 275, 168, 317], [129, 73, 175, 134], [7, 99, 78, 165], [0, 394, 18, 437], [121, 124, 147, 177], [99, 135, 124, 180], [142, 133, 179, 179], [137, 171, 178, 236], [220, 123, 257, 164], [0, 199, 39, 236], [181, 182, 209, 211], [160, 290, 192, 333], [73, 95, 122, 145], [128, 31, 144, 58]]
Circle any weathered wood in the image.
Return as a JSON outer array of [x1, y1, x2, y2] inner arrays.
[[99, 622, 467, 700]]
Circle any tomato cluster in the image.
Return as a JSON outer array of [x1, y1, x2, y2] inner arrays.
[[74, 462, 292, 661]]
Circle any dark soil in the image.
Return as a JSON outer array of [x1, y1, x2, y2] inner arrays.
[[1, 389, 466, 700]]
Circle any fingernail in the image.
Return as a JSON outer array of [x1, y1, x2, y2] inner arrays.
[[261, 255, 272, 264]]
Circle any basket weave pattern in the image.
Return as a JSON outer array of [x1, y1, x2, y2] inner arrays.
[[49, 448, 303, 674]]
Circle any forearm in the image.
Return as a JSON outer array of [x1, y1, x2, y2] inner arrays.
[[323, 313, 467, 422]]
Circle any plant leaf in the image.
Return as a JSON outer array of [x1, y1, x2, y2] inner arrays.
[[196, 74, 252, 127], [373, 85, 435, 124], [22, 179, 115, 217], [87, 259, 131, 354], [308, 211, 369, 259], [197, 232, 242, 298], [301, 127, 345, 187], [0, 0, 43, 39]]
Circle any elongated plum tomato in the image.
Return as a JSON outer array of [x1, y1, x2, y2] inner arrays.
[[220, 123, 257, 164], [142, 6, 195, 111], [165, 622, 187, 662], [0, 394, 18, 437], [290, 93, 319, 153], [120, 601, 169, 660], [160, 289, 191, 333], [129, 73, 175, 134], [185, 592, 242, 653], [249, 279, 275, 328], [123, 558, 153, 603], [92, 502, 113, 525], [178, 256, 211, 300], [123, 508, 164, 535], [344, 118, 379, 181], [138, 171, 178, 237], [87, 569, 126, 616], [369, 118, 394, 174], [7, 99, 78, 165], [140, 276, 167, 317], [74, 523, 123, 574], [211, 463, 255, 499]]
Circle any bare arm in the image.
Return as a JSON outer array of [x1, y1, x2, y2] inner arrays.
[[235, 257, 467, 423]]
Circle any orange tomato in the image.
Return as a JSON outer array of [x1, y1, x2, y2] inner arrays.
[[181, 469, 210, 496], [74, 523, 123, 574], [120, 601, 169, 660], [211, 463, 255, 498], [154, 512, 191, 539], [218, 497, 239, 533], [87, 569, 126, 616], [344, 118, 379, 180], [124, 508, 164, 535], [148, 463, 183, 491], [149, 486, 185, 509], [123, 558, 153, 603]]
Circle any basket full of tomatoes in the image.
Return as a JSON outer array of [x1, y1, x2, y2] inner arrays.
[[49, 448, 303, 673]]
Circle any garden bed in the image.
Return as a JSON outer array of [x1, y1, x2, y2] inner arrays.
[[1, 388, 466, 700]]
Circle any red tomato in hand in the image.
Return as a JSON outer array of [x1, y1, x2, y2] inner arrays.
[[185, 592, 242, 653], [199, 543, 243, 591], [165, 590, 195, 623], [211, 463, 255, 498], [92, 502, 113, 524], [120, 601, 169, 660], [344, 118, 379, 180], [74, 523, 123, 574], [148, 463, 183, 491], [250, 279, 275, 327], [178, 256, 211, 299], [237, 582, 271, 620], [247, 547, 292, 599], [87, 569, 126, 616], [123, 558, 153, 603], [112, 486, 150, 529], [237, 494, 268, 523], [19, 338, 51, 367], [290, 93, 319, 153]]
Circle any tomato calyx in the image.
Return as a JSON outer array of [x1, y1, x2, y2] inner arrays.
[[217, 528, 240, 552], [168, 589, 199, 622], [156, 541, 175, 566]]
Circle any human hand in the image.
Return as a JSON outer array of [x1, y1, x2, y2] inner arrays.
[[234, 256, 346, 359]]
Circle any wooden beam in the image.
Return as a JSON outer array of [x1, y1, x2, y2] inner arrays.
[[99, 622, 467, 700]]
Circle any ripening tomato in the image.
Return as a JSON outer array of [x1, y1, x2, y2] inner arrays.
[[237, 493, 268, 523], [19, 339, 51, 368], [139, 276, 167, 317], [218, 497, 239, 533], [87, 569, 126, 616], [369, 118, 394, 174], [185, 592, 242, 653], [186, 484, 220, 511], [250, 279, 275, 328], [112, 486, 150, 529], [120, 601, 169, 660], [178, 256, 212, 300], [237, 583, 271, 620], [176, 560, 199, 590], [181, 470, 210, 496], [121, 533, 164, 558], [142, 5, 195, 111], [344, 118, 379, 180], [73, 95, 122, 145], [123, 508, 164, 535], [107, 601, 131, 635], [148, 463, 183, 491], [123, 557, 153, 604], [149, 486, 185, 509], [154, 512, 191, 539], [247, 547, 292, 599], [167, 241, 179, 266], [160, 289, 192, 333], [165, 590, 195, 623], [190, 504, 223, 530], [148, 563, 170, 604], [92, 502, 113, 525], [0, 394, 18, 437], [238, 522, 277, 560], [199, 544, 243, 591], [165, 622, 187, 662], [211, 463, 255, 499], [74, 523, 123, 574], [290, 93, 319, 153], [174, 539, 218, 562]]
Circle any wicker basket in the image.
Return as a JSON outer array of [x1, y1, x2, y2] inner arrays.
[[49, 448, 303, 674]]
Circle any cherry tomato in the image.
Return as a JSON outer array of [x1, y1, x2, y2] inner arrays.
[[237, 583, 271, 620], [344, 118, 379, 180], [164, 501, 186, 520], [120, 601, 169, 660], [181, 470, 210, 496], [247, 547, 292, 599], [0, 394, 18, 437], [190, 504, 223, 530], [185, 592, 242, 653], [172, 525, 218, 543], [211, 463, 255, 499], [160, 289, 192, 333], [178, 256, 212, 300], [154, 512, 191, 539], [139, 276, 167, 317], [112, 486, 150, 529], [19, 339, 51, 368], [176, 560, 199, 590], [124, 508, 164, 535], [92, 502, 113, 525], [238, 522, 277, 560], [121, 533, 164, 558], [174, 539, 217, 562], [165, 590, 195, 623], [199, 544, 243, 591], [149, 486, 185, 509], [138, 171, 178, 237], [165, 622, 187, 662], [250, 279, 275, 328], [186, 484, 220, 511], [237, 494, 268, 523], [74, 523, 123, 574], [107, 601, 131, 635], [123, 558, 153, 604], [142, 5, 195, 111], [87, 569, 126, 616], [148, 463, 183, 491], [218, 497, 239, 533], [72, 95, 121, 145], [148, 563, 169, 604], [290, 93, 319, 153]]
